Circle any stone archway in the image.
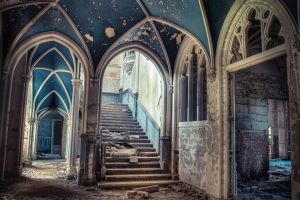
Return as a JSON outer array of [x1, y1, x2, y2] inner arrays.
[[215, 0, 298, 198], [0, 31, 94, 184], [96, 41, 173, 172]]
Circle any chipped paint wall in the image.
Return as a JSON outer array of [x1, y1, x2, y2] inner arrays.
[[178, 121, 210, 190], [177, 69, 221, 198]]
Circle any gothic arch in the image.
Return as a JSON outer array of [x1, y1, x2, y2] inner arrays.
[[96, 41, 172, 138], [171, 35, 212, 181], [96, 41, 173, 172], [0, 31, 92, 180], [215, 0, 298, 198]]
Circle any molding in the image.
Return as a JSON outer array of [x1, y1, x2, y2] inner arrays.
[[178, 120, 208, 128], [226, 44, 286, 72]]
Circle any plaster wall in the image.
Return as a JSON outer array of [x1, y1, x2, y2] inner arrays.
[[137, 53, 163, 127], [177, 67, 221, 198]]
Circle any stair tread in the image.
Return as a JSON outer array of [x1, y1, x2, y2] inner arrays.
[[98, 180, 180, 188], [105, 174, 172, 178]]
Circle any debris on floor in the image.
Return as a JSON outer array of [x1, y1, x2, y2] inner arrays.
[[237, 159, 291, 200], [0, 159, 210, 200]]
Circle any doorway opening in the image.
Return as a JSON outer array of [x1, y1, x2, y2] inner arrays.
[[232, 56, 291, 199]]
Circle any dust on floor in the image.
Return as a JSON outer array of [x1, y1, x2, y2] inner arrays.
[[0, 159, 204, 200], [237, 159, 291, 200]]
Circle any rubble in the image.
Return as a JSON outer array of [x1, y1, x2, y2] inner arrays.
[[132, 185, 160, 193]]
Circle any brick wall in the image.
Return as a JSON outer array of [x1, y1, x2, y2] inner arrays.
[[236, 130, 269, 180]]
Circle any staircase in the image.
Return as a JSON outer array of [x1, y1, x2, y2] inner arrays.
[[97, 103, 177, 189]]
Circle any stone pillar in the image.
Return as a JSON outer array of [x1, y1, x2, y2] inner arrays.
[[68, 79, 82, 173], [289, 38, 300, 199], [31, 119, 40, 160], [78, 78, 99, 185]]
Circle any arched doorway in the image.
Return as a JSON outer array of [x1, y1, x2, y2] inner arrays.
[[0, 32, 92, 182], [216, 0, 298, 198], [95, 42, 173, 186]]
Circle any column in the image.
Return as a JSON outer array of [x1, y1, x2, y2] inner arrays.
[[187, 56, 193, 121], [78, 78, 99, 185], [68, 79, 82, 173], [31, 119, 40, 160], [288, 40, 300, 200], [197, 67, 205, 121]]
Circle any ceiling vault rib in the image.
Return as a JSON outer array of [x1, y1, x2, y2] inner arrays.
[[54, 73, 72, 105], [0, 1, 52, 13], [35, 90, 69, 115], [33, 71, 55, 107], [149, 16, 209, 60], [56, 4, 94, 69], [5, 3, 53, 66], [31, 47, 74, 74], [27, 45, 39, 74], [198, 0, 214, 63], [135, 0, 171, 75]]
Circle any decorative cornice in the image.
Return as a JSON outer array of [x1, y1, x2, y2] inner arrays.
[[71, 78, 83, 86]]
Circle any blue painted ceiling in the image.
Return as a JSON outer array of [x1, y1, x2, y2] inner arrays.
[[2, 0, 298, 69], [31, 41, 74, 117], [2, 0, 210, 71]]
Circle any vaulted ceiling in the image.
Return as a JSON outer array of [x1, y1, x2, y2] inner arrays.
[[30, 41, 75, 118], [1, 0, 297, 118]]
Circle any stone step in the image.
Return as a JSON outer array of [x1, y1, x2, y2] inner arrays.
[[105, 161, 160, 168], [130, 143, 153, 147], [101, 111, 132, 116], [101, 131, 147, 136], [100, 116, 134, 120], [105, 174, 172, 182], [102, 127, 143, 132], [100, 118, 137, 123], [105, 156, 160, 162], [101, 113, 133, 117], [105, 150, 156, 157], [105, 168, 163, 175], [100, 121, 139, 126], [102, 103, 128, 107], [101, 125, 142, 129], [101, 139, 150, 143], [98, 180, 180, 189], [136, 147, 156, 152]]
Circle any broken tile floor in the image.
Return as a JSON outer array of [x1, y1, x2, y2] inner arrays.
[[237, 160, 291, 200], [0, 159, 203, 200]]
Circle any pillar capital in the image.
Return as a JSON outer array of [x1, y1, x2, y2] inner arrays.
[[71, 79, 83, 86], [22, 74, 32, 82]]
